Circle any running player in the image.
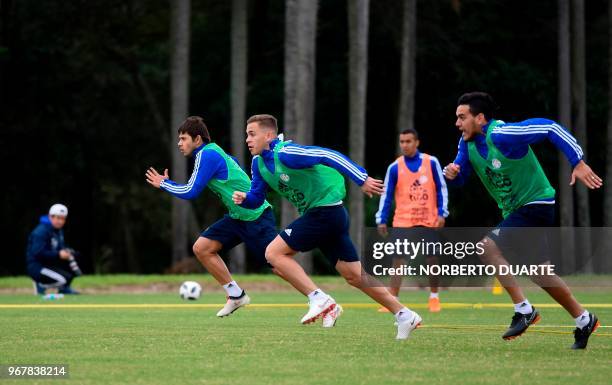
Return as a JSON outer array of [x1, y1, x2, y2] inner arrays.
[[376, 128, 448, 312], [443, 92, 601, 349], [232, 114, 422, 340], [146, 116, 278, 317]]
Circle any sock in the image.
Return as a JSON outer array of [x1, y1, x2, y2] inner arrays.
[[514, 299, 533, 315], [575, 310, 590, 328], [307, 289, 327, 302], [429, 292, 439, 299], [395, 307, 413, 322], [223, 281, 243, 298]]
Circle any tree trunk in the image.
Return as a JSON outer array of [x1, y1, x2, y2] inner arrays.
[[170, 0, 191, 263], [294, 0, 318, 146], [348, 0, 369, 253], [229, 0, 248, 273], [571, 0, 592, 271], [282, 0, 319, 273], [557, 0, 575, 274], [397, 0, 417, 137], [281, 0, 299, 236], [603, 0, 612, 273]]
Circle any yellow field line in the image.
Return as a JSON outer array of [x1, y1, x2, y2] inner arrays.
[[419, 325, 612, 337], [1, 302, 612, 309]]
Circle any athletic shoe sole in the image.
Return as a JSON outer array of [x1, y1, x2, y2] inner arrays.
[[302, 303, 336, 325]]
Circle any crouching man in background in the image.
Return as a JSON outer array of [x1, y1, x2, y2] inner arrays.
[[26, 204, 82, 295]]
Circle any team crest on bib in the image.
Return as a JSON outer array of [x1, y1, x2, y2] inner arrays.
[[280, 173, 290, 182], [492, 158, 502, 169], [418, 175, 428, 185]]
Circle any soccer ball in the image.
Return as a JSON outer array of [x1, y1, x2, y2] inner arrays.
[[179, 281, 202, 300]]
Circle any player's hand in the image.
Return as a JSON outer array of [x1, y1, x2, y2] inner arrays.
[[435, 216, 446, 228], [232, 191, 247, 204], [443, 163, 460, 180], [570, 160, 603, 189], [361, 177, 384, 197], [377, 224, 388, 237], [59, 249, 72, 260], [146, 167, 169, 189]]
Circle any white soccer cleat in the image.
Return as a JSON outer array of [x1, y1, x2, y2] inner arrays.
[[216, 293, 251, 317], [322, 304, 343, 328], [396, 311, 422, 340], [301, 295, 337, 324]]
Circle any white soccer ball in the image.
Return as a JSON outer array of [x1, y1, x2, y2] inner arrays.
[[179, 281, 202, 300]]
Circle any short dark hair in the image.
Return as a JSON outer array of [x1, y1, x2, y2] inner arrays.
[[178, 116, 211, 143], [246, 114, 278, 133], [457, 92, 498, 121], [400, 128, 419, 140]]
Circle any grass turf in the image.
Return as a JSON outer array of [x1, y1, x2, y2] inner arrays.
[[0, 277, 610, 385]]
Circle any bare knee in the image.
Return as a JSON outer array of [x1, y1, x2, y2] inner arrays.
[[193, 238, 219, 261], [265, 244, 280, 266], [343, 271, 363, 288]]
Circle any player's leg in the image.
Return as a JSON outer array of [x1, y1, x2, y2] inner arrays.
[[426, 255, 441, 312], [481, 236, 540, 340], [321, 209, 422, 339], [266, 210, 341, 324], [265, 236, 318, 295], [266, 235, 338, 324], [241, 207, 288, 281], [192, 237, 232, 285], [194, 216, 249, 316], [529, 267, 599, 349], [378, 257, 403, 313], [37, 266, 78, 294]]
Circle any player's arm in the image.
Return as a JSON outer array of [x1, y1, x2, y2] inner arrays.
[[375, 162, 398, 236], [278, 143, 384, 196], [491, 118, 602, 189], [443, 137, 472, 186], [430, 156, 449, 227], [145, 149, 223, 199], [233, 156, 269, 208], [28, 230, 62, 263]]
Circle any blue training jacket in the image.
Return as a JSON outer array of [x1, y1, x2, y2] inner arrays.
[[160, 143, 241, 200], [26, 216, 65, 273], [448, 118, 584, 205], [375, 150, 449, 225], [240, 138, 368, 209]]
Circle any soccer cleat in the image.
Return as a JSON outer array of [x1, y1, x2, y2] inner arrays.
[[301, 295, 336, 324], [216, 292, 251, 317], [33, 281, 46, 295], [571, 313, 600, 349], [377, 306, 391, 313], [428, 297, 441, 312], [396, 310, 422, 340], [502, 308, 541, 340], [58, 286, 80, 295], [322, 304, 343, 328]]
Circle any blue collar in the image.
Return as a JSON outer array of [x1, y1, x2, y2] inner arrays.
[[261, 138, 280, 158], [480, 120, 492, 135], [404, 150, 421, 162]]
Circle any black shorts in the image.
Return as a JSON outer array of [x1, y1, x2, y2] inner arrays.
[[279, 205, 360, 265], [486, 204, 555, 264], [201, 208, 277, 266]]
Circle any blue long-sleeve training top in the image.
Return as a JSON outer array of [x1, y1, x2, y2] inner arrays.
[[160, 144, 238, 200], [240, 138, 368, 209], [448, 118, 584, 205], [375, 151, 449, 225], [26, 215, 66, 268]]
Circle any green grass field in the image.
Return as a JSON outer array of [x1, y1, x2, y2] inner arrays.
[[1, 275, 611, 385]]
